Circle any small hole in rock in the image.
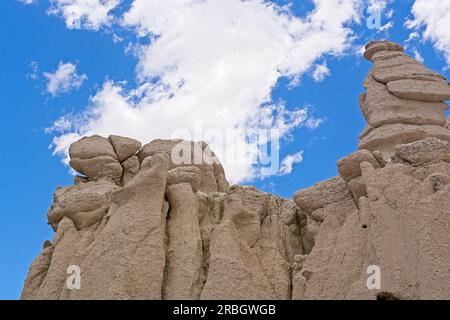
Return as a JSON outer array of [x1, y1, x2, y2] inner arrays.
[[377, 292, 400, 300]]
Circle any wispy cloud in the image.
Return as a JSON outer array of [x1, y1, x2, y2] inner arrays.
[[279, 151, 304, 175], [312, 63, 331, 82], [43, 62, 87, 97], [48, 0, 120, 30], [17, 0, 36, 5], [406, 0, 450, 65], [27, 61, 39, 80]]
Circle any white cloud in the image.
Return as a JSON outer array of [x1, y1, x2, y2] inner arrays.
[[406, 0, 450, 65], [27, 61, 39, 80], [312, 62, 331, 82], [48, 0, 120, 30], [18, 0, 36, 4], [279, 151, 304, 175], [51, 0, 374, 183], [413, 49, 424, 63], [44, 62, 87, 97]]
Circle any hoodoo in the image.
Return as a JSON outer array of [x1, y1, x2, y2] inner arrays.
[[22, 41, 450, 300]]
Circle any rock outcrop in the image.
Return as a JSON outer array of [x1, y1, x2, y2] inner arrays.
[[358, 41, 450, 157], [22, 40, 450, 300]]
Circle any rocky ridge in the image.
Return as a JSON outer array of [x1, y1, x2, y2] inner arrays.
[[22, 41, 450, 300]]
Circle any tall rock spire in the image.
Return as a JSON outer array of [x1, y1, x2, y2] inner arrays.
[[358, 40, 450, 157]]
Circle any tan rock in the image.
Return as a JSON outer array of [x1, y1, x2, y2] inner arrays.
[[69, 153, 170, 299], [347, 176, 367, 202], [337, 150, 381, 182], [361, 73, 447, 128], [47, 181, 119, 231], [164, 183, 203, 300], [373, 63, 445, 83], [69, 135, 117, 160], [371, 50, 406, 62], [387, 79, 450, 102], [359, 123, 450, 155], [21, 242, 54, 300], [394, 137, 450, 166], [138, 139, 228, 193], [33, 218, 81, 300], [70, 156, 123, 185], [21, 40, 450, 301], [364, 40, 403, 61], [108, 135, 142, 162], [293, 177, 352, 214], [121, 155, 140, 186], [167, 166, 202, 193], [372, 54, 418, 69]]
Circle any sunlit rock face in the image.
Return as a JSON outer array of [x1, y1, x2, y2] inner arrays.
[[22, 41, 450, 300]]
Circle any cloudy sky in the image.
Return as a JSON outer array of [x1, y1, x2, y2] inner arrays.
[[1, 0, 450, 299]]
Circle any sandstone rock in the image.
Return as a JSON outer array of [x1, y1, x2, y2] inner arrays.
[[293, 177, 352, 214], [21, 243, 54, 299], [201, 187, 302, 299], [394, 137, 450, 166], [337, 150, 381, 182], [359, 123, 450, 155], [47, 181, 119, 231], [361, 73, 447, 128], [359, 124, 374, 139], [347, 176, 367, 202], [372, 54, 418, 69], [73, 175, 89, 185], [167, 166, 202, 193], [69, 153, 170, 299], [387, 79, 450, 102], [373, 63, 445, 83], [108, 135, 142, 162], [364, 40, 403, 61], [70, 156, 123, 185], [21, 39, 450, 301], [371, 50, 408, 62], [138, 139, 228, 193], [164, 183, 203, 299], [121, 155, 140, 186], [33, 218, 81, 299], [69, 135, 117, 160]]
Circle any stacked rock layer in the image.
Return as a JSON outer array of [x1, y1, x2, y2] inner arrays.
[[22, 41, 450, 300], [359, 40, 450, 156]]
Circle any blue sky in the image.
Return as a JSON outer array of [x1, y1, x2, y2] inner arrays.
[[1, 0, 449, 299]]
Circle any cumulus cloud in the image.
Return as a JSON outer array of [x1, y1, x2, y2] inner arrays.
[[44, 62, 87, 97], [406, 0, 450, 65], [312, 62, 331, 82], [48, 0, 120, 30], [50, 0, 373, 183], [279, 151, 304, 175]]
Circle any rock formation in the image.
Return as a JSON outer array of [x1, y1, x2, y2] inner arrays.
[[22, 40, 450, 300]]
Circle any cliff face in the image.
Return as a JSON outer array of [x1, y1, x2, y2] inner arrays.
[[22, 41, 450, 300]]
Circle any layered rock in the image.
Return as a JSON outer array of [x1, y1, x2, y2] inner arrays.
[[22, 136, 303, 300], [359, 40, 450, 157], [22, 40, 450, 300]]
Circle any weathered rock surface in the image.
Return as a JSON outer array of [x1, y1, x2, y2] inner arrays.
[[69, 135, 117, 160], [108, 135, 142, 162], [387, 79, 450, 102], [22, 40, 450, 300], [359, 123, 450, 155], [361, 73, 447, 128], [394, 137, 450, 166], [364, 40, 403, 61]]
